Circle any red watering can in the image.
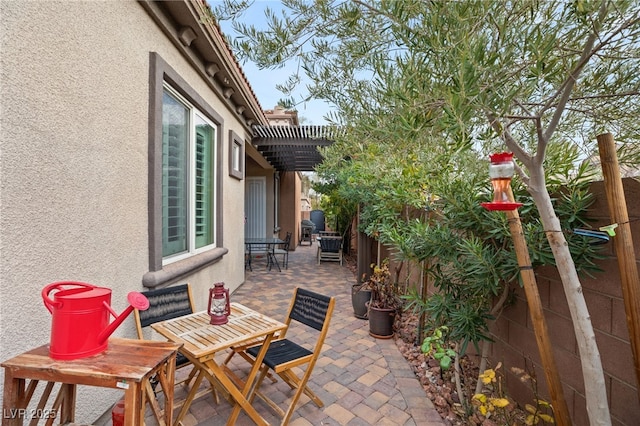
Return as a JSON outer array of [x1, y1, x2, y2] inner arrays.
[[42, 281, 150, 360]]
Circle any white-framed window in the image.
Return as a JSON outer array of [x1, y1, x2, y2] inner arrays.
[[162, 85, 217, 263], [144, 53, 225, 288], [229, 130, 244, 180]]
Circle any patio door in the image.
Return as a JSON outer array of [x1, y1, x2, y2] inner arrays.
[[245, 177, 266, 238]]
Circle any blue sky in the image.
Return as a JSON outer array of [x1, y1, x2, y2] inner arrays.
[[211, 1, 335, 125]]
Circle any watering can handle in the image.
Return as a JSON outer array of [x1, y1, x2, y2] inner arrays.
[[42, 281, 97, 313]]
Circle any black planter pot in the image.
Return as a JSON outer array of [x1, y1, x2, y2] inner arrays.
[[367, 303, 395, 339], [351, 287, 371, 319]]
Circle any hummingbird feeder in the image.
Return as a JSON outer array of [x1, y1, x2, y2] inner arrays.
[[481, 152, 522, 211]]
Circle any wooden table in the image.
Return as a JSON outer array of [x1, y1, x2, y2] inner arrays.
[[1, 338, 181, 426], [151, 303, 287, 426]]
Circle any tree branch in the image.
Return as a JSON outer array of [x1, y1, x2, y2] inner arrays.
[[486, 112, 532, 172], [540, 2, 638, 160]]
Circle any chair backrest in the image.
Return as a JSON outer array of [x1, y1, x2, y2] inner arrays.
[[282, 232, 292, 249], [134, 283, 195, 339], [285, 288, 334, 335], [319, 236, 342, 253], [319, 231, 339, 237]]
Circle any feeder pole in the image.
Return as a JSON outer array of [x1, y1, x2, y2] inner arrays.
[[506, 205, 572, 426], [418, 208, 434, 345], [418, 258, 430, 345], [597, 132, 640, 399], [482, 152, 570, 424]]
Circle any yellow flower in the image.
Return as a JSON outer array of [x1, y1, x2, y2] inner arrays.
[[491, 398, 510, 408], [479, 368, 496, 384], [524, 403, 555, 425], [473, 394, 511, 419], [539, 414, 555, 423], [473, 394, 487, 403]]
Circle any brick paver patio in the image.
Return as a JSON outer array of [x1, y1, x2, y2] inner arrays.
[[146, 242, 445, 425]]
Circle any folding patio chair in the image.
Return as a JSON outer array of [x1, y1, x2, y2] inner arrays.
[[244, 287, 335, 425], [273, 231, 292, 269], [317, 235, 343, 265], [134, 284, 220, 412]]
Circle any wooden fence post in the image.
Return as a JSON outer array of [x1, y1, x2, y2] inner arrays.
[[597, 132, 640, 400], [506, 208, 572, 426]]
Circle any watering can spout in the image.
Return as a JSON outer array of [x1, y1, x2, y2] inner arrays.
[[98, 292, 150, 343]]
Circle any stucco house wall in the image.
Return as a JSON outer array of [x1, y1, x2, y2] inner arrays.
[[1, 1, 258, 421]]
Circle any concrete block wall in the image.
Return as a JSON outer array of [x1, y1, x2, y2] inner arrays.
[[488, 178, 640, 425], [361, 178, 639, 423]]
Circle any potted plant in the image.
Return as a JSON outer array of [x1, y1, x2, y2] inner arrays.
[[351, 274, 372, 319], [366, 259, 401, 338]]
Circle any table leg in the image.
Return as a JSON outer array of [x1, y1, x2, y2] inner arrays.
[[173, 369, 205, 425], [225, 332, 277, 425], [143, 353, 177, 426], [265, 246, 272, 269], [201, 361, 265, 426], [123, 383, 143, 426], [267, 246, 281, 272], [2, 374, 76, 426], [57, 384, 75, 424], [245, 244, 252, 271], [2, 372, 24, 426], [164, 353, 177, 426]]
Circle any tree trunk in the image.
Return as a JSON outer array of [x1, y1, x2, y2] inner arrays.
[[530, 182, 611, 425], [476, 283, 511, 395]]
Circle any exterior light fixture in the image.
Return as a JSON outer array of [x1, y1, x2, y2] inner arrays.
[[207, 282, 230, 325], [481, 152, 523, 211]]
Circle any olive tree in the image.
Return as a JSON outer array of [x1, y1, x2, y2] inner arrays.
[[212, 1, 640, 423]]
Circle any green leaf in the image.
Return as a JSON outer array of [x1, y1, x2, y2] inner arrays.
[[440, 355, 452, 370]]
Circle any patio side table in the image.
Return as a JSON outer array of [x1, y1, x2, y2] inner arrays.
[[1, 338, 181, 426]]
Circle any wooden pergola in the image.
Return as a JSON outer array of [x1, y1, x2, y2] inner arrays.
[[251, 125, 341, 171]]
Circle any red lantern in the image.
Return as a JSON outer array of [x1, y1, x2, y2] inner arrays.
[[481, 152, 523, 211], [207, 282, 230, 325]]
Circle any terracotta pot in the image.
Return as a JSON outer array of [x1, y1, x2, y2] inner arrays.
[[367, 302, 395, 339], [351, 287, 371, 319]]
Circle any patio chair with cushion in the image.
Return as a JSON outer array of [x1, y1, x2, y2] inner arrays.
[[134, 283, 220, 410], [244, 287, 335, 425], [317, 235, 343, 265]]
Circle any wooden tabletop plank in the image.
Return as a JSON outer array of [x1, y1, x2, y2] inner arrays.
[[1, 338, 181, 384], [151, 303, 286, 359]]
